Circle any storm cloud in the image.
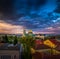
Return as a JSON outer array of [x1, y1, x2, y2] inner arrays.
[[0, 0, 60, 34]]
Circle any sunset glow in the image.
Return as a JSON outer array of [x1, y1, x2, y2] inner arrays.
[[0, 0, 60, 34]]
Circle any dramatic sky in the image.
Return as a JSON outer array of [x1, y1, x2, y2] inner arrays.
[[0, 0, 60, 34]]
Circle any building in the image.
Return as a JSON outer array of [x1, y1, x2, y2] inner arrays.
[[44, 39, 57, 48], [0, 44, 20, 59], [23, 29, 35, 37], [35, 34, 45, 40]]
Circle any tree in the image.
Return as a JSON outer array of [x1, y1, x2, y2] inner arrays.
[[19, 35, 35, 59], [14, 36, 18, 45], [8, 35, 14, 44], [4, 35, 8, 43]]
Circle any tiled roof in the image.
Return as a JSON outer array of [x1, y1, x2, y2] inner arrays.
[[49, 39, 60, 45], [35, 44, 51, 50], [35, 40, 43, 44]]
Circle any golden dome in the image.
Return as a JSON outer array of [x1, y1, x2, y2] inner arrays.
[[28, 30, 32, 33]]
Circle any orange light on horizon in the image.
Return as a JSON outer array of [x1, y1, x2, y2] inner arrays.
[[0, 21, 24, 34]]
